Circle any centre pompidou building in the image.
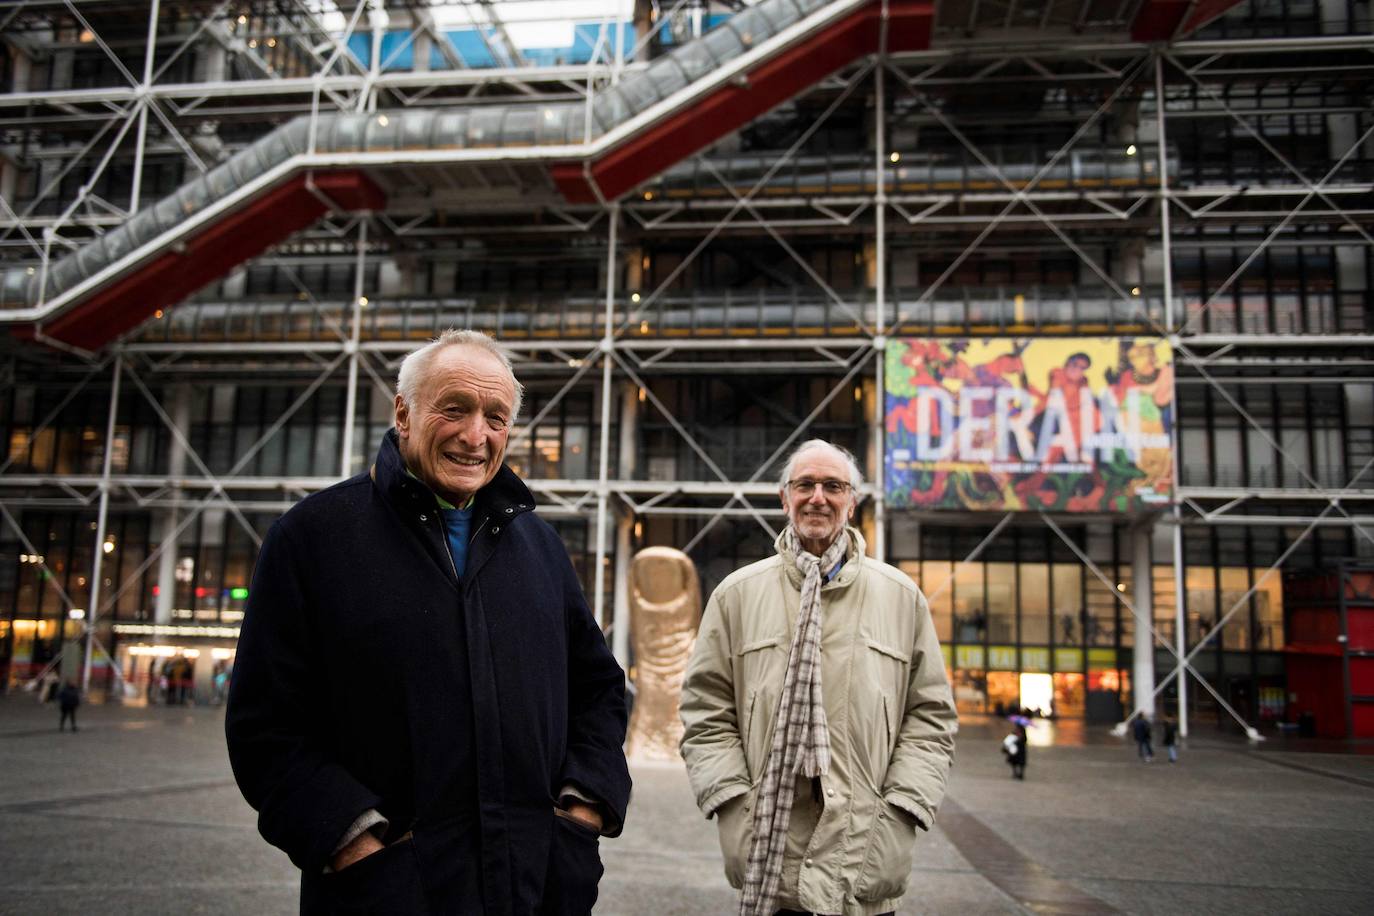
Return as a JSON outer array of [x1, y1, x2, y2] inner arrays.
[[1, 0, 1371, 738]]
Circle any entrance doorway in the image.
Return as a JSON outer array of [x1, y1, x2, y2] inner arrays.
[[1019, 672, 1054, 717]]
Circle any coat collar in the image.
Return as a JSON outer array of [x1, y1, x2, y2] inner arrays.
[[775, 525, 865, 591], [373, 428, 537, 523]]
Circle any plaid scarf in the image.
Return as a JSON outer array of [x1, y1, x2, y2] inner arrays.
[[738, 525, 849, 916]]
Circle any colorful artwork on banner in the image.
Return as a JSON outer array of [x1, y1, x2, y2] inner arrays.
[[885, 337, 1174, 512]]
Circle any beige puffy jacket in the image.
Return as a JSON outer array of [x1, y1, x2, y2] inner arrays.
[[680, 528, 957, 915]]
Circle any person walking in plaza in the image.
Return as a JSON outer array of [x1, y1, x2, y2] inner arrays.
[[57, 679, 80, 732], [1002, 722, 1028, 780], [680, 439, 958, 916], [1162, 715, 1179, 763], [226, 329, 631, 915], [1132, 714, 1154, 762]]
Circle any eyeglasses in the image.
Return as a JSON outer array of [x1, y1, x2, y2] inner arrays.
[[786, 478, 852, 496]]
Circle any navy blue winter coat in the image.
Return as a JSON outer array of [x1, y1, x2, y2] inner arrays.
[[226, 430, 631, 915]]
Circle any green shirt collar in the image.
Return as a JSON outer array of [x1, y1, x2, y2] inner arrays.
[[404, 467, 475, 510]]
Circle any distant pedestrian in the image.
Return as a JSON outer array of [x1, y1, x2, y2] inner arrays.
[[1002, 723, 1028, 779], [58, 680, 80, 732], [38, 670, 59, 703], [1132, 714, 1153, 762], [1162, 716, 1179, 763]]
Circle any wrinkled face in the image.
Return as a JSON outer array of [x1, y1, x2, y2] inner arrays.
[[395, 345, 516, 505], [781, 447, 857, 555]]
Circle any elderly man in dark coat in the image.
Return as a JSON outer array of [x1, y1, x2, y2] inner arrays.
[[226, 329, 631, 915]]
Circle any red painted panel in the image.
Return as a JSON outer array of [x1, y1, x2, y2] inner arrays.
[[1351, 656, 1374, 696], [557, 1, 934, 204], [1132, 0, 1245, 40], [1284, 654, 1346, 738], [1350, 607, 1374, 652], [1354, 701, 1374, 738], [37, 171, 384, 352], [1287, 607, 1341, 645]]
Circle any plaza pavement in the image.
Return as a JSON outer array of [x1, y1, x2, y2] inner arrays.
[[0, 695, 1369, 915]]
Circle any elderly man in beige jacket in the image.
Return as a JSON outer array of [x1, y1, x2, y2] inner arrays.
[[680, 439, 957, 916]]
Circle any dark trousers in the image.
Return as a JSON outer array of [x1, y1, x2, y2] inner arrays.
[[777, 911, 894, 916], [59, 708, 77, 731]]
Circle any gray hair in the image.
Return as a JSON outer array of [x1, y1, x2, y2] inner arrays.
[[778, 439, 864, 493], [395, 329, 524, 420]]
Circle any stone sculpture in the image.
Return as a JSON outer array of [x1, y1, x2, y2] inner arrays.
[[625, 545, 702, 761]]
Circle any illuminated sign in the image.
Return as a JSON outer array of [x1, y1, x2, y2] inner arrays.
[[885, 337, 1174, 512]]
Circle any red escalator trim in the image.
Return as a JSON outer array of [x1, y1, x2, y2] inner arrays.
[[553, 0, 934, 204], [1131, 0, 1246, 41], [33, 171, 385, 352]]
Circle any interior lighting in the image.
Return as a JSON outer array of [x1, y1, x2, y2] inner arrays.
[[68, 608, 85, 620], [211, 648, 235, 660], [634, 521, 643, 539], [1131, 286, 1141, 296], [642, 191, 654, 201], [1125, 144, 1137, 156], [26, 266, 35, 275], [127, 645, 181, 657], [377, 114, 389, 126], [630, 292, 641, 303], [248, 38, 258, 48], [1116, 582, 1126, 591], [889, 152, 900, 163], [103, 539, 115, 554], [78, 29, 94, 43], [854, 386, 862, 402], [230, 587, 249, 600], [266, 37, 276, 48], [154, 309, 164, 319], [638, 387, 646, 403], [639, 320, 649, 334], [237, 14, 248, 24], [357, 296, 369, 307], [567, 358, 583, 368]]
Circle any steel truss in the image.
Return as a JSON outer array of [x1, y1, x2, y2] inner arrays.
[[2, 1, 1373, 739]]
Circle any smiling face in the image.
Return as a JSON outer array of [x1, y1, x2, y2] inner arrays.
[[395, 344, 516, 505], [780, 445, 857, 556]]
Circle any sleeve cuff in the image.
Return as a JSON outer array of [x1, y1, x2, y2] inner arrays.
[[332, 809, 389, 856], [700, 782, 749, 819], [557, 784, 617, 836], [884, 794, 932, 831]]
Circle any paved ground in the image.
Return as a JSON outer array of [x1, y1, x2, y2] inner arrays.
[[1, 696, 1370, 915]]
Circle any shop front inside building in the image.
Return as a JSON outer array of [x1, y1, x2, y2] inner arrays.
[[111, 624, 239, 707]]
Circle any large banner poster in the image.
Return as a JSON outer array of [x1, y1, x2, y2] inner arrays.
[[885, 337, 1174, 512]]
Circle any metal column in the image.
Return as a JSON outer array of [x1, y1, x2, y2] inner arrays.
[[593, 204, 620, 638], [82, 354, 122, 694], [872, 54, 887, 561], [340, 218, 369, 476], [1131, 520, 1156, 721], [1156, 53, 1189, 737], [128, 0, 161, 212]]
